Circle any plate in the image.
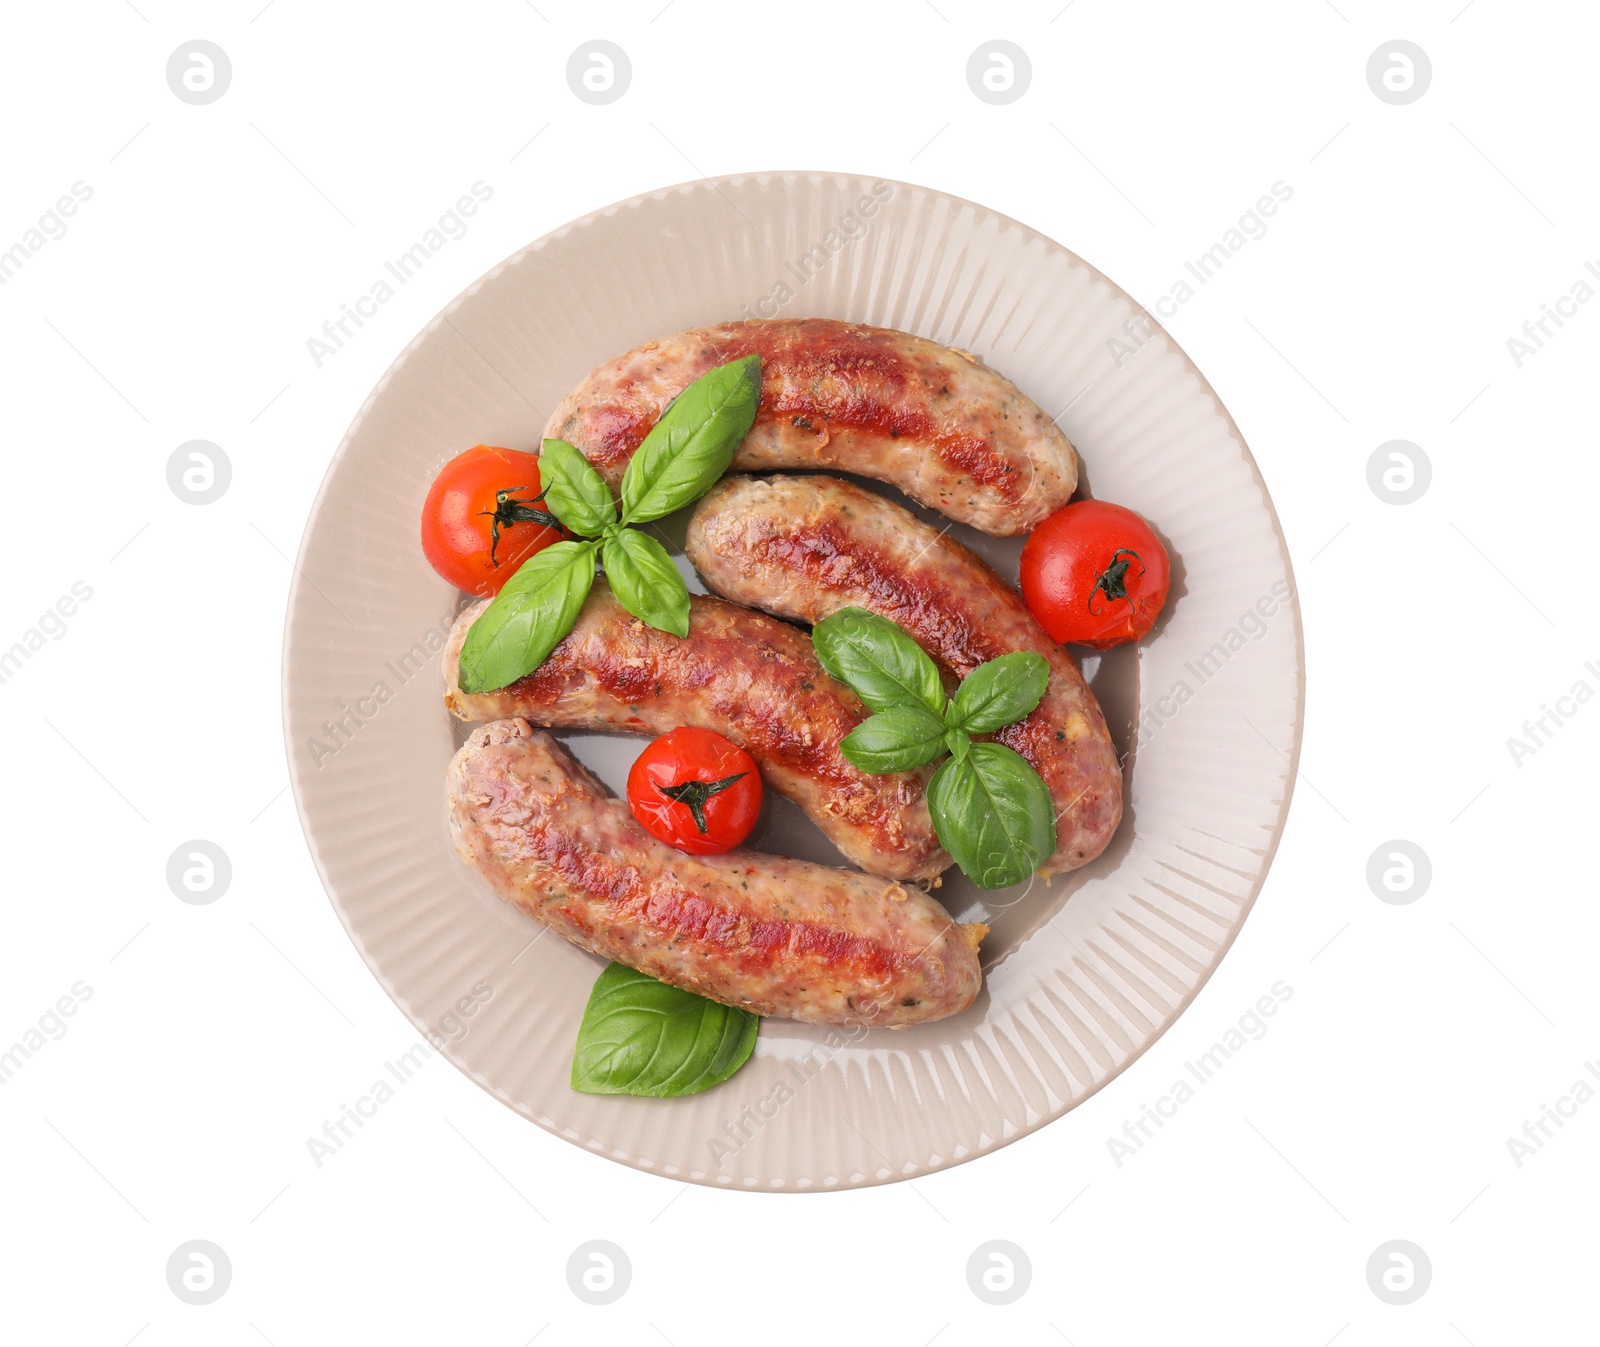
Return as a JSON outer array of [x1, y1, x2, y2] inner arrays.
[[285, 171, 1303, 1189]]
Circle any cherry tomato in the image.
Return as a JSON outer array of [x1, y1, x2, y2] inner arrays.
[[626, 728, 763, 855], [420, 445, 564, 596], [1019, 499, 1171, 649]]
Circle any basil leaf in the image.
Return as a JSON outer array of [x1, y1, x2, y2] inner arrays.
[[620, 354, 762, 524], [840, 704, 948, 774], [570, 962, 758, 1098], [811, 607, 945, 716], [926, 742, 1056, 890], [538, 438, 617, 537], [456, 539, 598, 693], [948, 652, 1050, 734], [945, 727, 970, 762], [602, 527, 690, 638]]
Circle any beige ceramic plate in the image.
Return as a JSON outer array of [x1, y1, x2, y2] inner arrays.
[[285, 172, 1303, 1189]]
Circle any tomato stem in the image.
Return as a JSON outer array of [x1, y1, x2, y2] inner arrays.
[[480, 486, 563, 568], [1088, 548, 1145, 615], [655, 772, 748, 834]]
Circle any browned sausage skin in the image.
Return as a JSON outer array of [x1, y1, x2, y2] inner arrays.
[[686, 475, 1123, 877], [448, 720, 984, 1028], [543, 318, 1077, 536], [443, 581, 949, 883]]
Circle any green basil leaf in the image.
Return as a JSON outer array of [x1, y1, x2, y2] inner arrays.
[[620, 354, 762, 524], [948, 651, 1051, 734], [811, 607, 945, 716], [945, 727, 970, 762], [926, 742, 1056, 890], [602, 527, 690, 638], [570, 962, 759, 1098], [456, 539, 598, 693], [840, 704, 949, 774], [538, 438, 617, 537]]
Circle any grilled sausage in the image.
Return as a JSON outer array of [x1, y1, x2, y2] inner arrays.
[[448, 720, 984, 1028], [442, 581, 949, 882], [543, 318, 1077, 536], [686, 475, 1123, 877]]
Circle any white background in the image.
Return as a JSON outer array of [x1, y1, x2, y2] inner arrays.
[[2, 1, 1595, 1342]]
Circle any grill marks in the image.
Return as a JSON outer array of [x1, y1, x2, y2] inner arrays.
[[748, 519, 1001, 671], [526, 817, 906, 984], [508, 591, 864, 781], [753, 324, 1022, 494], [543, 318, 1074, 532]]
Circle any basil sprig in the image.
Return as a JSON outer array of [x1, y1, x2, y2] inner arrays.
[[457, 354, 762, 693], [570, 962, 758, 1097], [813, 608, 1056, 889]]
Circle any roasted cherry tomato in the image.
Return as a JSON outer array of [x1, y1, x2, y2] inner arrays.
[[420, 445, 564, 596], [626, 727, 763, 855], [1019, 499, 1171, 649]]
